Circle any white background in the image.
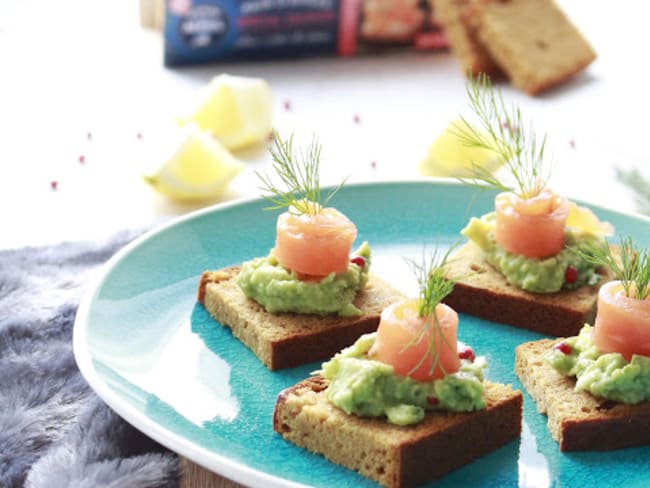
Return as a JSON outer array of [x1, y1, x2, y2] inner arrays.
[[1, 0, 649, 250]]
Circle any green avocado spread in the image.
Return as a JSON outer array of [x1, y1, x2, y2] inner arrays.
[[237, 242, 370, 317], [320, 333, 486, 426], [462, 212, 603, 293], [548, 324, 650, 404]]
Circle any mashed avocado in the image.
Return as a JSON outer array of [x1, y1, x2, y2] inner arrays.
[[237, 242, 370, 317], [462, 213, 603, 293], [320, 333, 486, 426], [548, 325, 650, 404]]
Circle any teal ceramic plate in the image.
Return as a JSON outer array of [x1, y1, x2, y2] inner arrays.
[[74, 180, 650, 488]]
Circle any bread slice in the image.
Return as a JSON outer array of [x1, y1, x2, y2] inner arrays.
[[197, 267, 406, 370], [431, 0, 502, 76], [472, 0, 596, 95], [443, 242, 615, 337], [515, 338, 650, 451], [273, 375, 522, 488]]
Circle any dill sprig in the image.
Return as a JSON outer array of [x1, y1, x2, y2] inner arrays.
[[257, 131, 345, 215], [580, 236, 650, 299], [403, 247, 456, 377], [406, 248, 456, 319], [615, 167, 650, 215], [452, 73, 551, 199]]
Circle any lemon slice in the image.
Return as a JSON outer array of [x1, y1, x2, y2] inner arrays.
[[143, 123, 243, 201], [566, 202, 615, 236], [181, 74, 273, 151], [418, 119, 503, 177]]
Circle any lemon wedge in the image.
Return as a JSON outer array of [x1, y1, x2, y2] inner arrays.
[[566, 202, 615, 236], [418, 119, 503, 177], [143, 123, 243, 201], [181, 74, 273, 151]]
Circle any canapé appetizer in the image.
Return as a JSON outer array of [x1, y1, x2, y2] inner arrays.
[[197, 133, 404, 369], [516, 236, 650, 451], [274, 250, 522, 487], [444, 74, 615, 336]]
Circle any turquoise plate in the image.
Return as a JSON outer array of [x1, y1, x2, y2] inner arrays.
[[74, 180, 650, 488]]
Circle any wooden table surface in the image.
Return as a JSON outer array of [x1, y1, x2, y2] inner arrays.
[[180, 458, 244, 488]]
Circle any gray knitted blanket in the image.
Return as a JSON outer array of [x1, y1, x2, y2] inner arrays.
[[0, 231, 180, 488]]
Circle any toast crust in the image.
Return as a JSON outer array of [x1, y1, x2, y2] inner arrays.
[[431, 0, 503, 76], [471, 0, 596, 95], [197, 267, 406, 370], [444, 242, 615, 336], [515, 338, 650, 451], [273, 375, 522, 488]]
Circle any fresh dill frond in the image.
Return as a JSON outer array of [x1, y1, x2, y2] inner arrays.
[[615, 167, 650, 215], [452, 73, 551, 199], [257, 131, 345, 215], [579, 236, 650, 299], [405, 247, 456, 319], [403, 246, 457, 377]]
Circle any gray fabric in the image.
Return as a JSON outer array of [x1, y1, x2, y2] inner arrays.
[[0, 231, 180, 488]]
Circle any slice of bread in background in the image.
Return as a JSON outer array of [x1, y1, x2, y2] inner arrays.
[[432, 0, 503, 76], [472, 0, 596, 95], [515, 338, 650, 451], [197, 267, 406, 370], [273, 375, 522, 488], [443, 242, 615, 337]]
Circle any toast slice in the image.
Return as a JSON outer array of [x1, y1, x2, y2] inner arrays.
[[273, 375, 522, 488], [197, 267, 406, 370], [431, 0, 502, 76], [515, 338, 650, 451], [472, 0, 596, 95], [443, 242, 615, 337]]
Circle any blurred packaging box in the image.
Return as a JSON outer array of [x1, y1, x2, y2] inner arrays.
[[157, 0, 447, 66]]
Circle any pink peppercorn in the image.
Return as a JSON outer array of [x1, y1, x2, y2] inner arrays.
[[427, 396, 439, 406], [458, 345, 476, 362], [554, 342, 572, 355], [565, 265, 578, 284]]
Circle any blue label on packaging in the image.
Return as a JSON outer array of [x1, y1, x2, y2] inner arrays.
[[165, 0, 342, 65]]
